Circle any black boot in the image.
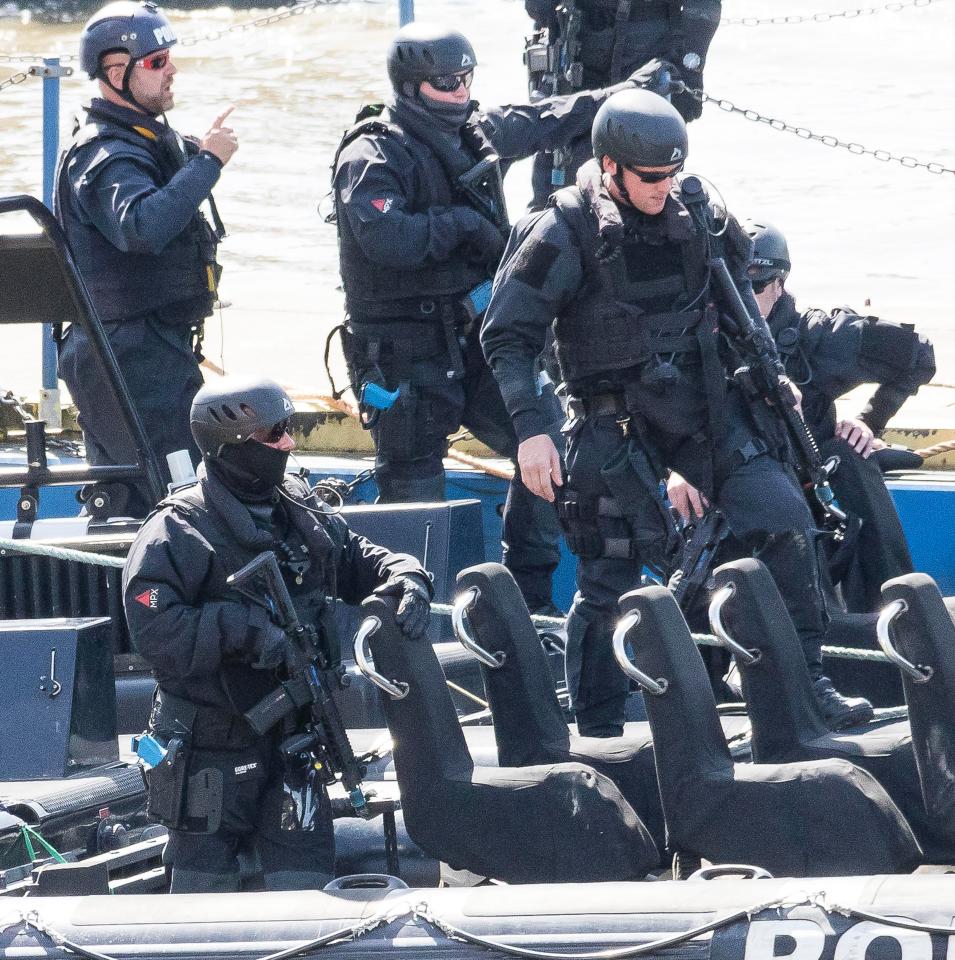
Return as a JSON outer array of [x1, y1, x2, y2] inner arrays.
[[811, 675, 874, 729]]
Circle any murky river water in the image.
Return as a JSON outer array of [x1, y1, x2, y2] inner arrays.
[[1, 0, 953, 400]]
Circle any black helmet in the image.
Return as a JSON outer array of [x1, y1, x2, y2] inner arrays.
[[190, 376, 294, 458], [744, 219, 791, 285], [387, 22, 477, 95], [592, 88, 688, 168], [80, 1, 177, 80]]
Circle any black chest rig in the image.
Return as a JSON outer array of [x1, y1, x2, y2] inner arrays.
[[165, 472, 343, 666], [552, 169, 727, 445], [332, 104, 502, 317]]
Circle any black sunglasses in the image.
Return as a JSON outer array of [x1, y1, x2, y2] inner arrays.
[[256, 417, 292, 443], [623, 160, 684, 184], [427, 70, 474, 93]]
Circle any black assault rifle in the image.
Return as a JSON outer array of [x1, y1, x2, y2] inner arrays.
[[227, 551, 371, 818], [673, 175, 846, 531], [707, 255, 847, 530]]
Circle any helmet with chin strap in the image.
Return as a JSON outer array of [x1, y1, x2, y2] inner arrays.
[[744, 219, 791, 287], [80, 1, 177, 79], [387, 22, 477, 97], [190, 376, 294, 458]]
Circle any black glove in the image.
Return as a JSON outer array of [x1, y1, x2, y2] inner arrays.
[[375, 575, 432, 640], [250, 623, 296, 671], [628, 58, 680, 98], [457, 208, 507, 271], [672, 69, 704, 122]]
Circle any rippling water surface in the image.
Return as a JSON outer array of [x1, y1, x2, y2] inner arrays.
[[1, 0, 953, 398]]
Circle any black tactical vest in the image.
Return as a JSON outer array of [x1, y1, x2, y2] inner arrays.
[[332, 106, 494, 319], [55, 102, 221, 323], [159, 473, 345, 716]]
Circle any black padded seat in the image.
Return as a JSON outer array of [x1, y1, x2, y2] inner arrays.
[[455, 562, 665, 853], [711, 558, 945, 859], [616, 585, 922, 877], [880, 573, 955, 861], [360, 596, 659, 883]]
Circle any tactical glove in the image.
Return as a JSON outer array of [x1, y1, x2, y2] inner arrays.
[[457, 208, 507, 271], [672, 69, 704, 122], [374, 574, 433, 640], [628, 58, 681, 98], [250, 623, 296, 671]]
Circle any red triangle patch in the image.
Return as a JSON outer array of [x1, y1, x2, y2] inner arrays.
[[371, 198, 387, 212], [135, 588, 156, 609]]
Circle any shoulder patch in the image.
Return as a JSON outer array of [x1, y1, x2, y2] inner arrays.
[[509, 238, 560, 291], [134, 587, 160, 609]]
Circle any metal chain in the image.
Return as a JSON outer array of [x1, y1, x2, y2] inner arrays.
[[686, 85, 955, 175], [0, 69, 30, 91], [0, 0, 347, 64], [725, 0, 947, 26]]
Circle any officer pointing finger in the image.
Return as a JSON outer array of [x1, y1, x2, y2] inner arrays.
[[55, 1, 230, 518]]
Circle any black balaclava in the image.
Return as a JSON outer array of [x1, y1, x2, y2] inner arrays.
[[394, 87, 471, 140], [208, 440, 290, 503]]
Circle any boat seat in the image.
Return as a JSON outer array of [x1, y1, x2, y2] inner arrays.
[[710, 558, 946, 859], [615, 584, 922, 877], [454, 562, 665, 854], [357, 596, 659, 884], [879, 573, 955, 860]]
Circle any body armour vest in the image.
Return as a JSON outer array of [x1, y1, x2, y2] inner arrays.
[[54, 101, 221, 324], [333, 106, 496, 318], [159, 473, 344, 711], [551, 172, 729, 445]]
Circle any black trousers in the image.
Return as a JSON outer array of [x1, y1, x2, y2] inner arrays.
[[364, 328, 563, 610], [165, 739, 335, 893], [821, 436, 914, 612], [58, 312, 202, 517], [562, 413, 827, 736]]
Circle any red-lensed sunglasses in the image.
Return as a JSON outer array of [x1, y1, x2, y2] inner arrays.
[[136, 50, 171, 71]]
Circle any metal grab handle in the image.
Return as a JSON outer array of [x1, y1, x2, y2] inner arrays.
[[451, 587, 506, 669], [353, 616, 409, 700], [687, 864, 773, 882], [876, 599, 934, 684], [707, 584, 760, 666], [611, 611, 668, 696]]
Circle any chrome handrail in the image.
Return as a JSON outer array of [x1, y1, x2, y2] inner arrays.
[[707, 583, 760, 666], [352, 615, 409, 699], [876, 599, 934, 684], [451, 586, 506, 669], [611, 610, 668, 696]]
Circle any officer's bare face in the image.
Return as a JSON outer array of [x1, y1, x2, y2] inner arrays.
[[602, 158, 679, 216], [127, 49, 177, 115]]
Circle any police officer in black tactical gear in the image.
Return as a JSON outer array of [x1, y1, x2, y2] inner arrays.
[[482, 88, 874, 735], [333, 23, 655, 616], [746, 219, 936, 612], [55, 0, 238, 518], [123, 376, 431, 893], [523, 0, 720, 210]]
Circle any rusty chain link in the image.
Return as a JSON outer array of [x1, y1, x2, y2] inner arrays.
[[725, 0, 947, 26], [685, 85, 955, 175]]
